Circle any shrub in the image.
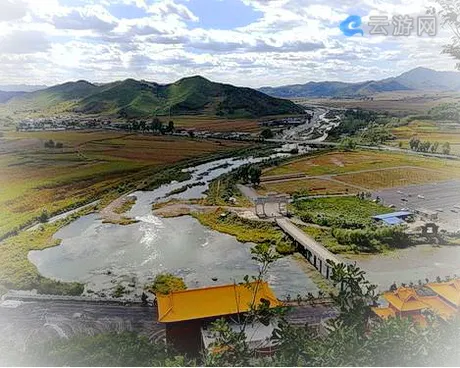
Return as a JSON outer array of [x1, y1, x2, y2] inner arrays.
[[147, 273, 186, 295]]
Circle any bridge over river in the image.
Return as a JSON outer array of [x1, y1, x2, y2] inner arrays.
[[276, 218, 343, 279]]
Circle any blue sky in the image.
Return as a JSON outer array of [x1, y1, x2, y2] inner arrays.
[[0, 0, 456, 87]]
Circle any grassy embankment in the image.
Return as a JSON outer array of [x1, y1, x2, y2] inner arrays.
[[193, 210, 296, 255], [0, 206, 95, 295]]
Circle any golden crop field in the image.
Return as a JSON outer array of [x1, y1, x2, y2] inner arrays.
[[335, 167, 453, 190], [0, 130, 249, 239], [260, 150, 460, 194], [171, 115, 261, 132], [258, 178, 359, 196], [263, 150, 451, 177]]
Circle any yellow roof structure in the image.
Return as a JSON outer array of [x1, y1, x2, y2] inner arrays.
[[157, 281, 282, 323], [371, 307, 396, 320], [427, 279, 460, 308], [383, 288, 427, 312], [419, 296, 458, 321]]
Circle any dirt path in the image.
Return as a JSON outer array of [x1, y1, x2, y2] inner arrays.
[[153, 202, 259, 220], [100, 195, 135, 223]]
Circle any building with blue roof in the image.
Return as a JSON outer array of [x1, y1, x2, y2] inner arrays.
[[372, 211, 413, 226]]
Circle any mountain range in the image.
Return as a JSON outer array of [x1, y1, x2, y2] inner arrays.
[[3, 76, 304, 119], [259, 67, 460, 98]]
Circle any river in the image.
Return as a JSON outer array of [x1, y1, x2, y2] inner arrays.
[[28, 153, 319, 299]]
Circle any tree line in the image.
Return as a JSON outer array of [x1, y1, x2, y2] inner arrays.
[[409, 137, 451, 154], [129, 118, 175, 134]]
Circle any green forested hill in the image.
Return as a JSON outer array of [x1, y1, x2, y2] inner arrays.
[[6, 76, 304, 119]]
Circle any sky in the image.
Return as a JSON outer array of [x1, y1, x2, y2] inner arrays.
[[0, 0, 457, 88]]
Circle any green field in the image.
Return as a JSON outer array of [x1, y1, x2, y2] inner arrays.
[[292, 196, 392, 229]]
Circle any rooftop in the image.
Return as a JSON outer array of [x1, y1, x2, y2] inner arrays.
[[373, 211, 413, 220], [157, 281, 282, 323], [427, 279, 460, 308], [383, 288, 427, 312]]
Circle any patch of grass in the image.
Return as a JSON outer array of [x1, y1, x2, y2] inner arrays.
[[111, 284, 127, 298], [146, 273, 187, 295], [258, 178, 358, 196], [292, 196, 392, 229], [193, 209, 296, 255], [113, 196, 136, 214]]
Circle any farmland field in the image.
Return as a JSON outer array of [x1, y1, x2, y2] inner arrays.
[[263, 150, 460, 177], [260, 150, 460, 195], [335, 167, 452, 190], [169, 115, 262, 132], [258, 178, 358, 196], [0, 131, 250, 239]]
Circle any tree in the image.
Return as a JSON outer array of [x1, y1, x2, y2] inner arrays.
[[167, 120, 175, 132], [442, 142, 451, 155], [339, 137, 357, 150], [431, 141, 439, 153], [409, 136, 420, 151], [38, 210, 49, 223], [260, 128, 274, 139], [247, 165, 262, 186]]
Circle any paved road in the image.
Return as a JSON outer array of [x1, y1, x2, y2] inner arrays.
[[0, 298, 337, 352], [0, 300, 163, 349], [373, 179, 460, 232]]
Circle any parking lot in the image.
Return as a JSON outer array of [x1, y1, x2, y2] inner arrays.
[[373, 180, 460, 232]]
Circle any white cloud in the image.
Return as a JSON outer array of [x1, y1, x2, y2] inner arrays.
[[52, 5, 118, 31], [0, 30, 50, 54], [0, 0, 28, 21], [0, 0, 456, 87]]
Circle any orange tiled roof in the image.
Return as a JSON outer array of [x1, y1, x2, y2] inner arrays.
[[419, 296, 458, 321], [157, 281, 282, 323], [371, 307, 396, 319], [383, 287, 427, 312], [427, 279, 460, 307]]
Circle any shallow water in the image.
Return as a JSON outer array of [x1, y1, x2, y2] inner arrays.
[[29, 214, 318, 298], [28, 152, 318, 299], [345, 244, 460, 291]]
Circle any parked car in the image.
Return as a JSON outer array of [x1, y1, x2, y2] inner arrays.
[[417, 195, 425, 199]]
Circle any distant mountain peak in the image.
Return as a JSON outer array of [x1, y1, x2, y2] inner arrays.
[[259, 67, 460, 98]]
